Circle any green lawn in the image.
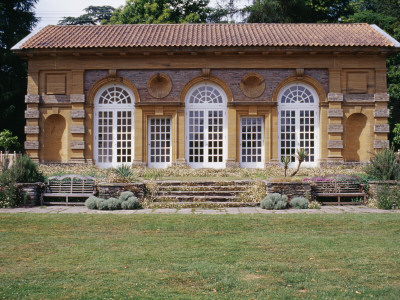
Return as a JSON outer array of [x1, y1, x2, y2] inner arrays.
[[0, 214, 399, 299]]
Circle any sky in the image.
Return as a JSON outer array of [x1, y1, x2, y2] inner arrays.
[[34, 0, 250, 29]]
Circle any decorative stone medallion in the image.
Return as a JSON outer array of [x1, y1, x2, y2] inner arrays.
[[240, 73, 265, 98], [147, 73, 172, 99]]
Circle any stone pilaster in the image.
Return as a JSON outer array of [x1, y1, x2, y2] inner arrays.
[[326, 93, 344, 164], [374, 93, 390, 151], [70, 94, 86, 163], [24, 94, 40, 161]]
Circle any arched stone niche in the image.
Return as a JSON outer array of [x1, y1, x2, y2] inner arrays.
[[343, 113, 369, 162], [147, 73, 172, 99], [43, 114, 67, 162], [240, 73, 265, 98]]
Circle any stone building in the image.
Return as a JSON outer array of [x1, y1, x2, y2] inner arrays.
[[12, 23, 400, 168]]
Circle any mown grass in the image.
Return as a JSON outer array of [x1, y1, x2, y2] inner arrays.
[[0, 213, 399, 299]]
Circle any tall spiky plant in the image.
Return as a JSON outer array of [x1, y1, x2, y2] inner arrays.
[[365, 147, 400, 180], [281, 156, 291, 177], [290, 148, 308, 177]]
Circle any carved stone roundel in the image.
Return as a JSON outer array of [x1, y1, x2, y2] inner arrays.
[[147, 73, 172, 99], [240, 73, 265, 98]]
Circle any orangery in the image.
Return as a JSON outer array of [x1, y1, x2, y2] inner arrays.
[[12, 23, 400, 168]]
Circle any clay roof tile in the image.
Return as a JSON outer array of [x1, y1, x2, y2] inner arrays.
[[14, 23, 400, 50]]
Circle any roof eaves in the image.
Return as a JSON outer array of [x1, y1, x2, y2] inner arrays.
[[11, 26, 44, 51], [370, 24, 400, 48]]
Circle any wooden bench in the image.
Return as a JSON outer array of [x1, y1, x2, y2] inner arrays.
[[313, 181, 367, 205], [41, 175, 96, 206]]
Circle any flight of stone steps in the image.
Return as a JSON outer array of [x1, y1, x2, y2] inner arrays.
[[148, 180, 262, 208]]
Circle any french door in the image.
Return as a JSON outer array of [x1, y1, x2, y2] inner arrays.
[[241, 117, 264, 168], [186, 109, 226, 168], [148, 117, 172, 168], [94, 83, 135, 168], [278, 82, 319, 167], [279, 110, 317, 166], [185, 82, 227, 169], [95, 110, 134, 168]]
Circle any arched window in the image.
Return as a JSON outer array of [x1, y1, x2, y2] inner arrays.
[[278, 82, 319, 167], [94, 83, 135, 168], [185, 82, 227, 168]]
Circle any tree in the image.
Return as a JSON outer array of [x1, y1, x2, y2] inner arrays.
[[58, 6, 115, 25], [210, 0, 241, 23], [244, 0, 311, 23], [243, 0, 354, 23], [345, 0, 400, 147], [0, 129, 20, 152], [0, 0, 38, 143], [108, 0, 212, 24]]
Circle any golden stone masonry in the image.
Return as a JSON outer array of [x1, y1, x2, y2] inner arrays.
[[12, 23, 400, 168]]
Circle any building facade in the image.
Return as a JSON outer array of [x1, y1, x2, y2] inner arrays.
[[12, 23, 400, 168]]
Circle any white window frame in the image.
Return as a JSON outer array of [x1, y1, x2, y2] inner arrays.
[[278, 82, 319, 168], [148, 117, 172, 169], [185, 82, 227, 169], [240, 116, 265, 168], [93, 83, 135, 168]]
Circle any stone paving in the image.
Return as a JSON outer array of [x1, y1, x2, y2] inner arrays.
[[0, 205, 399, 215]]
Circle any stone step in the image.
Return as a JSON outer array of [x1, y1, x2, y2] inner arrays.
[[154, 180, 255, 187], [149, 202, 259, 208], [157, 190, 244, 196], [156, 195, 241, 202], [157, 185, 249, 192]]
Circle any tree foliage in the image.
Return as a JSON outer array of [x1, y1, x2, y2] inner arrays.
[[210, 0, 241, 23], [58, 6, 115, 25], [108, 0, 212, 24], [345, 0, 400, 148], [0, 129, 21, 152], [0, 0, 37, 141], [244, 0, 354, 23]]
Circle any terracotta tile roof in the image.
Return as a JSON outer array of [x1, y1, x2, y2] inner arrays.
[[15, 23, 400, 50]]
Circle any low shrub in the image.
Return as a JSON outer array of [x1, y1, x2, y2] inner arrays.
[[0, 184, 22, 208], [121, 196, 140, 210], [260, 193, 287, 210], [0, 155, 43, 208], [107, 198, 121, 210], [308, 201, 321, 209], [376, 184, 400, 210], [85, 194, 140, 210], [96, 198, 108, 210], [85, 196, 98, 209], [3, 155, 44, 183], [119, 191, 134, 202], [290, 197, 309, 209], [365, 147, 400, 180]]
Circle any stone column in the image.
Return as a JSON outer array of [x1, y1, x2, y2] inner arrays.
[[133, 106, 146, 166], [226, 106, 239, 168], [174, 109, 186, 166]]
